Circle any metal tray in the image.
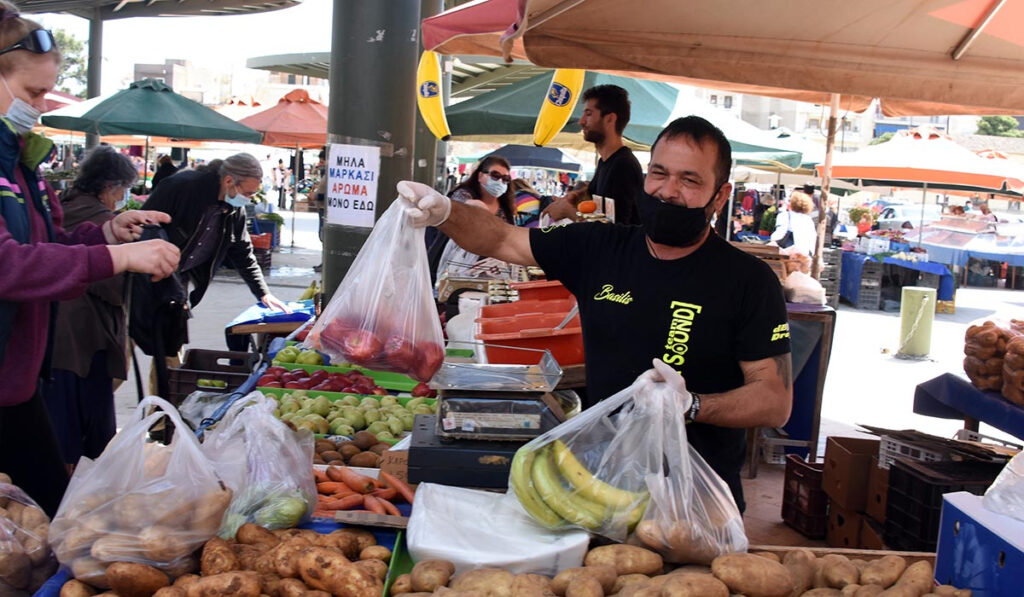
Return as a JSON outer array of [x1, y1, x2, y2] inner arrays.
[[430, 341, 563, 392]]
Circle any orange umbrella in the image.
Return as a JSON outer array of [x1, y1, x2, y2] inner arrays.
[[237, 89, 327, 148]]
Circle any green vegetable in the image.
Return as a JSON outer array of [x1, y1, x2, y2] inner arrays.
[[253, 494, 308, 528]]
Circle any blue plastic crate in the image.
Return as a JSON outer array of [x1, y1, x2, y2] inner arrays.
[[935, 492, 1024, 597]]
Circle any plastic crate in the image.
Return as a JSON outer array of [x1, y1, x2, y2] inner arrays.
[[856, 289, 881, 310], [166, 349, 254, 406], [883, 458, 1005, 552], [878, 435, 949, 469], [781, 454, 829, 539], [254, 247, 272, 270], [251, 232, 272, 250]]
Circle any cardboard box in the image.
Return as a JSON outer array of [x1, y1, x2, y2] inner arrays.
[[827, 499, 863, 549], [380, 448, 409, 484], [822, 436, 880, 511], [865, 456, 890, 524], [936, 492, 1024, 595], [859, 517, 887, 550]]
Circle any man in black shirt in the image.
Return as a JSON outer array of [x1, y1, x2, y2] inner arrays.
[[397, 116, 793, 512], [544, 85, 643, 225]]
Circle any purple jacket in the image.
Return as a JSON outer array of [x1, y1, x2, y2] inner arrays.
[[0, 132, 114, 406]]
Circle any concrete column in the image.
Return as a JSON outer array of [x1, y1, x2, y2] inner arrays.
[[85, 10, 102, 149], [322, 0, 420, 301]]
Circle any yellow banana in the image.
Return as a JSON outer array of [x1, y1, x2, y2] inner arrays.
[[551, 439, 648, 508], [298, 281, 318, 301], [532, 69, 585, 146], [531, 446, 606, 529], [509, 447, 565, 529], [416, 51, 452, 141]]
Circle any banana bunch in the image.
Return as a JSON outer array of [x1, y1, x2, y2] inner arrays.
[[510, 439, 648, 531], [297, 281, 319, 301]]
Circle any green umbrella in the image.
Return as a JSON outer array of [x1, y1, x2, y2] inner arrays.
[[41, 79, 262, 143], [446, 71, 802, 168]]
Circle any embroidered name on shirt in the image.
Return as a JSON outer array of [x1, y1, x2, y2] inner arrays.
[[771, 323, 790, 342], [593, 284, 634, 304], [661, 301, 702, 366]]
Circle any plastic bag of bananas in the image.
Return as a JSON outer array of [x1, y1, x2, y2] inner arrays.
[[508, 373, 747, 563]]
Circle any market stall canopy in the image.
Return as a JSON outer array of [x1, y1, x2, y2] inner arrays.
[[818, 127, 1024, 194], [237, 89, 327, 148], [446, 71, 803, 168], [40, 79, 263, 143], [484, 144, 580, 171], [732, 166, 862, 193], [422, 0, 1024, 116], [904, 218, 1024, 266]]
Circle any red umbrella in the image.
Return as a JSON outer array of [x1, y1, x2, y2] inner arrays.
[[238, 89, 327, 148]]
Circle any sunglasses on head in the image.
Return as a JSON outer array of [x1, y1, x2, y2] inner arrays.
[[0, 29, 55, 58], [483, 169, 511, 183]]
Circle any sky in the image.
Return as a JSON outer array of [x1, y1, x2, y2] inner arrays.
[[33, 0, 334, 95]]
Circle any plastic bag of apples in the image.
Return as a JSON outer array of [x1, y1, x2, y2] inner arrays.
[[306, 200, 445, 383]]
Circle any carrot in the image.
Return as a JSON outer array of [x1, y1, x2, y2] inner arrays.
[[363, 495, 387, 515], [335, 466, 376, 494], [379, 498, 402, 517], [379, 471, 416, 504], [312, 509, 335, 518], [321, 494, 365, 511], [313, 468, 330, 483], [317, 482, 352, 494], [325, 465, 346, 483], [370, 487, 398, 501]]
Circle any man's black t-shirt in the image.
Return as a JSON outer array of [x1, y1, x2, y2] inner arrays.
[[530, 223, 792, 510], [588, 146, 643, 225]]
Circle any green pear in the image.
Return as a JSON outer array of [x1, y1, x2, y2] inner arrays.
[[359, 398, 380, 409], [363, 409, 382, 424], [295, 419, 317, 432], [311, 396, 333, 417], [413, 404, 434, 415], [280, 399, 300, 414], [296, 350, 324, 365], [294, 408, 312, 418], [306, 414, 329, 435], [340, 395, 360, 407], [280, 412, 295, 422], [398, 413, 415, 431], [342, 408, 365, 429], [386, 417, 404, 436], [405, 397, 426, 410], [379, 396, 399, 407], [366, 421, 389, 435], [375, 430, 395, 441], [329, 419, 355, 437]]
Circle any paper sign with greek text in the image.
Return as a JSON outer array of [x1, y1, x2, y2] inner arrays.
[[326, 143, 381, 228]]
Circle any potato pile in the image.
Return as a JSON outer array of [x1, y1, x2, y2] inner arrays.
[[1002, 336, 1024, 405], [60, 523, 389, 597], [0, 473, 58, 595], [963, 320, 1023, 391], [390, 546, 970, 597], [314, 431, 392, 469]]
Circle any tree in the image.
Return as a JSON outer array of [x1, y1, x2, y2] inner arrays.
[[976, 115, 1024, 137], [869, 132, 894, 145], [53, 29, 87, 98]]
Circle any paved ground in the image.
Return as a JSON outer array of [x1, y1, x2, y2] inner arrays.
[[116, 210, 1024, 452]]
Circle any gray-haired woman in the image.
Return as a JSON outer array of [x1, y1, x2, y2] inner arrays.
[[142, 152, 287, 314], [44, 144, 139, 467]]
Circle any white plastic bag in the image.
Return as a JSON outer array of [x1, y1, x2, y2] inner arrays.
[[50, 397, 231, 587], [983, 452, 1024, 522], [783, 271, 826, 305], [508, 374, 747, 563], [406, 483, 590, 576], [307, 200, 444, 382], [201, 393, 316, 538], [0, 481, 57, 593]]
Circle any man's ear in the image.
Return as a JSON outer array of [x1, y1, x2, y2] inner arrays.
[[708, 182, 733, 216]]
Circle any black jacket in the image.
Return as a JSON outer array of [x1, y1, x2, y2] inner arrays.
[[150, 162, 179, 190], [141, 168, 268, 307]]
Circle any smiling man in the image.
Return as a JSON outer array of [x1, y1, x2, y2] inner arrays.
[[398, 116, 793, 511]]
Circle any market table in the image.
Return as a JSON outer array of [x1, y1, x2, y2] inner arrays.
[[841, 251, 954, 304], [913, 372, 1024, 441], [224, 299, 315, 353]]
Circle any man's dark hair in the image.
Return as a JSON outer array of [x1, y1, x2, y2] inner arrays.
[[651, 116, 732, 189], [582, 84, 630, 134], [71, 144, 138, 196]]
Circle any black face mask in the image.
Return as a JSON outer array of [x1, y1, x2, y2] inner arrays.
[[637, 187, 719, 248]]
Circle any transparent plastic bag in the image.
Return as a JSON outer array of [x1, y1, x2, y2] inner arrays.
[[201, 393, 316, 538], [1003, 335, 1024, 405], [306, 200, 444, 382], [507, 374, 747, 563], [782, 271, 825, 305], [983, 451, 1024, 521], [963, 317, 1024, 391], [0, 480, 57, 594], [50, 397, 231, 587]]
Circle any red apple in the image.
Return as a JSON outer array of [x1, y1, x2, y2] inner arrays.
[[257, 375, 279, 386], [351, 384, 372, 395], [296, 378, 314, 389], [383, 335, 417, 371], [294, 328, 309, 341], [371, 387, 388, 396], [309, 369, 329, 383], [264, 366, 287, 377], [411, 382, 433, 397], [311, 382, 333, 392], [412, 342, 445, 383], [341, 329, 384, 364], [284, 381, 305, 389], [260, 381, 283, 388]]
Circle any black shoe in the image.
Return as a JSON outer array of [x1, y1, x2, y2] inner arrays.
[[313, 264, 322, 272]]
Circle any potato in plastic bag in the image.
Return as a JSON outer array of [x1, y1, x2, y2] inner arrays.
[[305, 200, 444, 382], [507, 373, 747, 563], [0, 480, 57, 593], [50, 397, 231, 587], [201, 393, 316, 538]]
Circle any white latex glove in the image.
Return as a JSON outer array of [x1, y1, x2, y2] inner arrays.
[[640, 358, 694, 412], [397, 180, 451, 228]]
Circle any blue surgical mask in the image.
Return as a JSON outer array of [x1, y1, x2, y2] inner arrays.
[[114, 187, 130, 211], [482, 178, 508, 198], [1, 76, 40, 136], [225, 183, 250, 208]]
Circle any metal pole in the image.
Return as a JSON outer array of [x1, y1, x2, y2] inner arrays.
[[814, 93, 841, 278], [322, 0, 420, 301], [291, 144, 299, 247], [85, 10, 103, 149], [919, 182, 927, 246], [143, 136, 149, 190], [414, 0, 444, 189]]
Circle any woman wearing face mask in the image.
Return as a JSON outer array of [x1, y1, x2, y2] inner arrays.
[[430, 156, 516, 280], [44, 145, 139, 469], [0, 2, 180, 515]]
